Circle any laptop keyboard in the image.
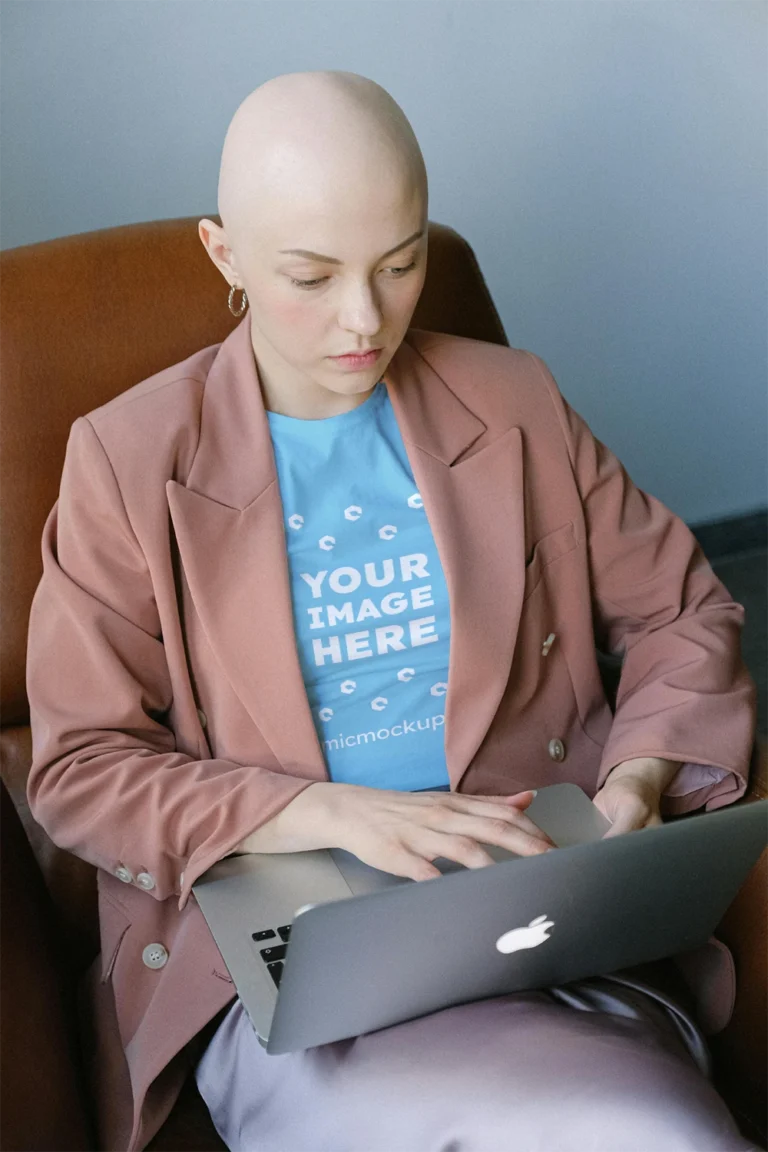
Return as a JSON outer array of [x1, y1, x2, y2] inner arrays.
[[251, 924, 292, 987]]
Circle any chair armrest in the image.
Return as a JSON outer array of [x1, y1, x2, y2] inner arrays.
[[710, 735, 768, 1148], [0, 777, 94, 1151], [743, 733, 768, 801]]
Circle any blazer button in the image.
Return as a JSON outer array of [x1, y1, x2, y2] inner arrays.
[[548, 738, 566, 763], [541, 632, 557, 656], [114, 865, 134, 884], [197, 708, 207, 729], [142, 943, 169, 970], [136, 871, 156, 891]]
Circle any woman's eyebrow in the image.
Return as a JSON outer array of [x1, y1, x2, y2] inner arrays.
[[278, 230, 424, 265]]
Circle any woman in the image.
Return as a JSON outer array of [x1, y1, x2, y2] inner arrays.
[[26, 71, 758, 1151]]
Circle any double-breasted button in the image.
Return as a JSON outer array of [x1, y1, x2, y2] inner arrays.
[[197, 708, 207, 729], [136, 872, 156, 891], [115, 865, 134, 884], [548, 738, 567, 763], [142, 943, 168, 970]]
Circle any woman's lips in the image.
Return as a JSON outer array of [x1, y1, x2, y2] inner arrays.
[[329, 348, 382, 369]]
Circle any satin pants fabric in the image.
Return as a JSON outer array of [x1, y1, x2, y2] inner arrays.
[[195, 978, 756, 1152]]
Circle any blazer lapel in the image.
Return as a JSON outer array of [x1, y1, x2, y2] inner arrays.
[[385, 348, 526, 788], [167, 319, 526, 790], [166, 319, 328, 782]]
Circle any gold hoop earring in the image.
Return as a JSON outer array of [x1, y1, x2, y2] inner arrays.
[[228, 285, 248, 317]]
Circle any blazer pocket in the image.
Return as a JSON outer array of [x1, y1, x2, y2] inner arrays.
[[523, 521, 578, 601], [99, 893, 131, 983]]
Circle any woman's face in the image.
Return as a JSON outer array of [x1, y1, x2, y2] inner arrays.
[[219, 172, 428, 417]]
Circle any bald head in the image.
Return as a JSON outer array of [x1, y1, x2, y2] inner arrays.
[[217, 70, 428, 250], [199, 71, 429, 420]]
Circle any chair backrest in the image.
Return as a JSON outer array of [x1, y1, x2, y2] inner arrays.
[[0, 216, 509, 962]]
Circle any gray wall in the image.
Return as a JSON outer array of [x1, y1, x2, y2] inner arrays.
[[2, 0, 765, 525]]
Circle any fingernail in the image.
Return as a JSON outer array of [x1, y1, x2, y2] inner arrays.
[[530, 790, 538, 798]]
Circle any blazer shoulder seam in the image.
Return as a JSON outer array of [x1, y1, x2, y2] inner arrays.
[[87, 371, 206, 427], [80, 415, 145, 555], [520, 351, 587, 549]]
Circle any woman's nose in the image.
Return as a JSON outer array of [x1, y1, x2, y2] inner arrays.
[[337, 285, 384, 331]]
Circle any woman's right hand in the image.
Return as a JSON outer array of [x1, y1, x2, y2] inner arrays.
[[236, 782, 555, 880]]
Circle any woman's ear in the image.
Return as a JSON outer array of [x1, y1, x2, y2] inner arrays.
[[198, 218, 238, 284]]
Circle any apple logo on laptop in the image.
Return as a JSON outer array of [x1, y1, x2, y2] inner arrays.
[[495, 914, 555, 954]]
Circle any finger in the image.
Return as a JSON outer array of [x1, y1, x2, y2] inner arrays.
[[419, 832, 497, 871], [500, 790, 537, 809], [601, 800, 649, 838], [472, 790, 537, 810], [384, 845, 444, 882], [491, 798, 558, 846], [415, 789, 535, 811], [433, 803, 556, 848], [432, 795, 555, 846], [499, 812, 555, 848], [491, 808, 557, 847], [429, 813, 553, 858]]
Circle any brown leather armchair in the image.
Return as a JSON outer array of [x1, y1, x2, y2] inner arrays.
[[1, 217, 765, 1151]]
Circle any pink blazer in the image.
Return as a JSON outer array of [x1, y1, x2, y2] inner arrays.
[[26, 317, 756, 1150]]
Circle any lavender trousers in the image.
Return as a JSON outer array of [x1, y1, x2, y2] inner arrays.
[[195, 971, 756, 1152]]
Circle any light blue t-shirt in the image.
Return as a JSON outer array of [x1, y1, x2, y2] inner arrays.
[[266, 380, 451, 792]]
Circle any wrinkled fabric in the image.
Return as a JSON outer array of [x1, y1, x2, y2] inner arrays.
[[26, 318, 756, 1150], [195, 979, 756, 1152]]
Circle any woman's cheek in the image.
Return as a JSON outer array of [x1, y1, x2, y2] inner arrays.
[[265, 298, 318, 350]]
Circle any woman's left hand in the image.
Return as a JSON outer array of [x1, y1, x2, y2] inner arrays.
[[593, 756, 680, 838]]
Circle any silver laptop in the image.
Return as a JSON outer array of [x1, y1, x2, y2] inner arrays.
[[193, 783, 767, 1055]]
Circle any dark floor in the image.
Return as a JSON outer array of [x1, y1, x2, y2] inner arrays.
[[710, 548, 767, 737]]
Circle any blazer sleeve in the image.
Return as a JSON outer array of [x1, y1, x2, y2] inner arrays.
[[525, 354, 757, 814], [26, 416, 316, 910]]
